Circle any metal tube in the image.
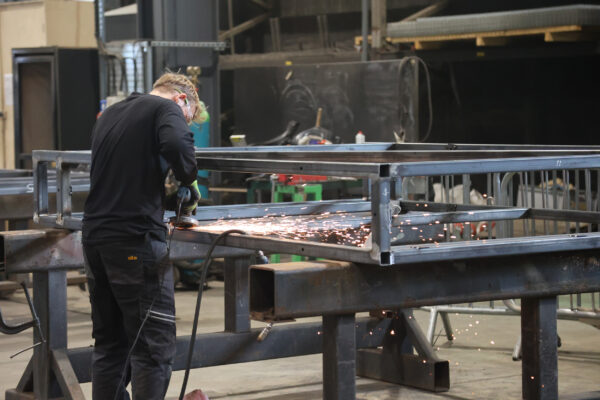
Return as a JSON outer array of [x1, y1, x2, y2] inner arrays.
[[227, 0, 236, 54], [575, 170, 580, 233], [361, 0, 369, 62], [552, 170, 558, 234], [530, 171, 536, 236], [585, 169, 592, 233], [564, 170, 571, 234], [462, 174, 470, 240], [520, 172, 529, 236], [542, 171, 549, 235]]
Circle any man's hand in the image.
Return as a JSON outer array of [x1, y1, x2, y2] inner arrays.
[[178, 180, 201, 215]]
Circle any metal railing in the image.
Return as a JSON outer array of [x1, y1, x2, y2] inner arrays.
[[420, 167, 600, 359]]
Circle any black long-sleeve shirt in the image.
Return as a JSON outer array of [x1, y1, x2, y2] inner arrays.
[[82, 93, 197, 243]]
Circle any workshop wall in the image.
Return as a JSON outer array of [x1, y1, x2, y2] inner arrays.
[[423, 54, 600, 146], [0, 0, 95, 169]]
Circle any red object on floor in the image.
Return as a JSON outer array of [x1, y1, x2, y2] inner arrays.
[[277, 174, 328, 185], [183, 389, 209, 400]]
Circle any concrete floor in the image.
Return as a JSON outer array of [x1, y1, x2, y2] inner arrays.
[[1, 281, 599, 399]]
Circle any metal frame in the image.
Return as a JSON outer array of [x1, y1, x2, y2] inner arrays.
[[32, 145, 600, 265]]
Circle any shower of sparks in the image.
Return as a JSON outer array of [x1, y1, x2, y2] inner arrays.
[[189, 213, 372, 247]]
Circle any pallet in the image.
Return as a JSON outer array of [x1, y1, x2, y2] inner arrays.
[[356, 25, 600, 50]]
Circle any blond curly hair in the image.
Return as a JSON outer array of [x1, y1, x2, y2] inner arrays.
[[153, 72, 207, 124]]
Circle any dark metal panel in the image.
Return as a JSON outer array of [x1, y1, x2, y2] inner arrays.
[[249, 254, 600, 319], [234, 61, 418, 145], [67, 317, 391, 383]]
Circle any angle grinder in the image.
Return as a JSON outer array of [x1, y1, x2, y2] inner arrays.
[[170, 186, 201, 229]]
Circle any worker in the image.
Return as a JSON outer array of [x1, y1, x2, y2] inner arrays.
[[82, 72, 205, 399]]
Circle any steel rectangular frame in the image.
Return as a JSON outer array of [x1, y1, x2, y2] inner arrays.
[[32, 146, 600, 266]]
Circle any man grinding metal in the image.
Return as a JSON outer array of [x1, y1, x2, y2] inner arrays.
[[82, 72, 205, 399]]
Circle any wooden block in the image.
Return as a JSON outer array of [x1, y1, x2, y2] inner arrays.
[[545, 31, 599, 42], [476, 36, 509, 47], [415, 40, 442, 50]]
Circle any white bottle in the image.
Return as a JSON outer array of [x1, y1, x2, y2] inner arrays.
[[355, 130, 365, 144]]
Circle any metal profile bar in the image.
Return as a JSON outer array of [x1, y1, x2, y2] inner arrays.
[[371, 178, 392, 264], [391, 155, 600, 177], [1, 229, 256, 274], [1, 230, 84, 273], [56, 158, 72, 227], [389, 233, 600, 264], [33, 160, 48, 223], [197, 142, 600, 153], [393, 208, 600, 226], [400, 0, 449, 22], [33, 150, 91, 164], [191, 199, 370, 221], [195, 150, 600, 162], [150, 40, 227, 51], [249, 254, 600, 320], [196, 157, 383, 177], [51, 349, 86, 400], [66, 317, 392, 383], [173, 229, 376, 265], [218, 13, 269, 41]]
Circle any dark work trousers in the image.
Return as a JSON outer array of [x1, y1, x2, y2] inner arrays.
[[83, 234, 176, 400]]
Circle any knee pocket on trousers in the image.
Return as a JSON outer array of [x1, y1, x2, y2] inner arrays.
[[137, 299, 176, 365]]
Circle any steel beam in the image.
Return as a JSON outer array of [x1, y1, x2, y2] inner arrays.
[[0, 229, 254, 274], [521, 297, 559, 400], [224, 257, 251, 333], [65, 317, 392, 383], [190, 199, 369, 221], [323, 314, 356, 400], [389, 233, 600, 264], [33, 271, 67, 399], [393, 207, 600, 226], [249, 254, 600, 320], [357, 310, 449, 392], [196, 157, 383, 177], [1, 230, 84, 273]]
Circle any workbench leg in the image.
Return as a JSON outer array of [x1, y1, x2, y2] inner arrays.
[[322, 313, 356, 400], [356, 310, 449, 392], [521, 296, 558, 400], [33, 270, 68, 399], [224, 257, 250, 333]]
